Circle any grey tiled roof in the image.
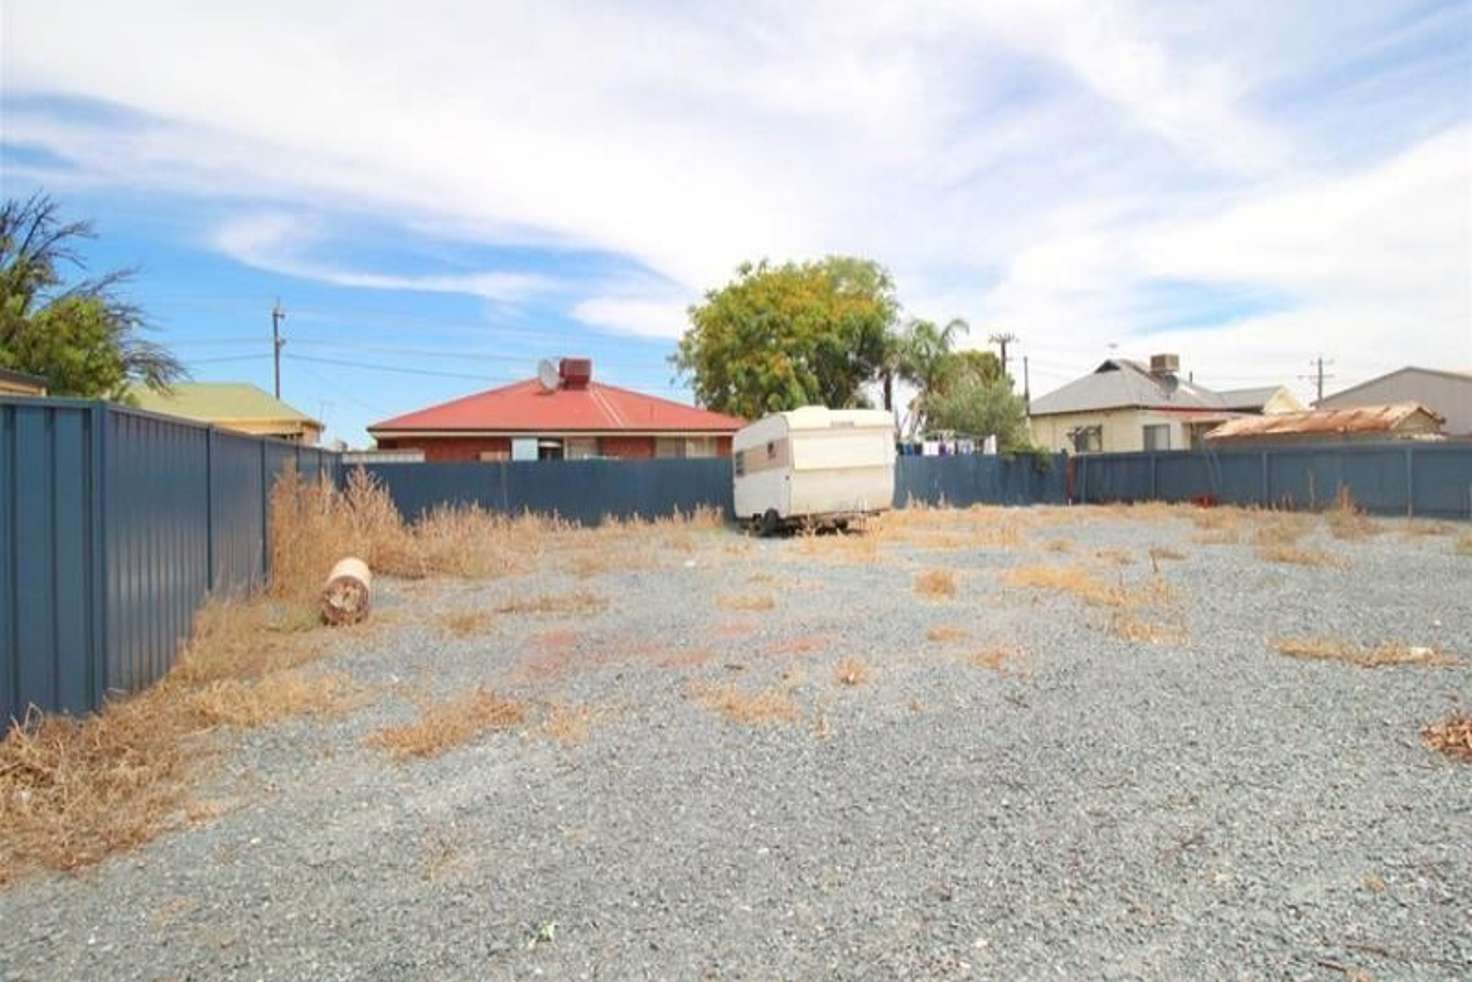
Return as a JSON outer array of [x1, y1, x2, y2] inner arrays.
[[1029, 360, 1229, 416]]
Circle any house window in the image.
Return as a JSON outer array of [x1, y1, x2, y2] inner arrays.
[[1142, 424, 1171, 451], [655, 437, 686, 458], [1070, 426, 1102, 453]]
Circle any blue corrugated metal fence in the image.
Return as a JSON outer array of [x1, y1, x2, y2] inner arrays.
[[1075, 443, 1472, 517], [2, 397, 339, 723]]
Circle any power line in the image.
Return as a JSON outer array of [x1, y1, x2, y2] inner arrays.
[[185, 353, 273, 365], [283, 352, 518, 382]]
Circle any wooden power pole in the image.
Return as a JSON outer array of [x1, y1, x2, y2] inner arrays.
[[271, 300, 287, 398]]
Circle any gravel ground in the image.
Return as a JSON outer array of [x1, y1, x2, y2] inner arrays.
[[2, 506, 1469, 981]]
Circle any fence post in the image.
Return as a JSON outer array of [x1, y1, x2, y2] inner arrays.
[[1405, 446, 1414, 518], [90, 401, 110, 710], [259, 440, 269, 582], [1260, 451, 1269, 507], [1149, 453, 1158, 501], [205, 427, 215, 592]]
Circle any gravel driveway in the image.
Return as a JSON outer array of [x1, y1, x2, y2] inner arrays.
[[2, 506, 1469, 980]]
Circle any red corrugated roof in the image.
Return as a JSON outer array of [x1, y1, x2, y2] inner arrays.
[[1207, 402, 1443, 440], [369, 378, 746, 434]]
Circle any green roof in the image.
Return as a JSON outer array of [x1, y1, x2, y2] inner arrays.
[[129, 382, 320, 426]]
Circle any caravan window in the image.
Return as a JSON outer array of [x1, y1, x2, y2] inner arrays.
[[734, 450, 746, 477]]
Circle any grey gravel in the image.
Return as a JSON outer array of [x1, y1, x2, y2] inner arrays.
[[2, 508, 1469, 981]]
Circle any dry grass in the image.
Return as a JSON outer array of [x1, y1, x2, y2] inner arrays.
[[368, 689, 526, 759], [914, 568, 958, 600], [538, 702, 597, 746], [1420, 715, 1472, 761], [187, 671, 354, 728], [926, 625, 970, 643], [1094, 547, 1135, 566], [692, 683, 801, 725], [869, 504, 1026, 551], [1148, 546, 1187, 562], [1002, 564, 1174, 609], [1400, 519, 1455, 537], [1271, 637, 1456, 668], [1458, 533, 1472, 556], [1192, 528, 1240, 545], [1325, 489, 1383, 540], [833, 657, 871, 686], [1256, 544, 1346, 568], [968, 645, 1028, 676], [494, 591, 607, 616], [1044, 538, 1073, 553], [1106, 611, 1187, 645], [716, 593, 777, 612], [0, 595, 346, 883], [794, 528, 881, 564], [1253, 514, 1313, 547], [441, 610, 494, 637], [1189, 507, 1245, 531]]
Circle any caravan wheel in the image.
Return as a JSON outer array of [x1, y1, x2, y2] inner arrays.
[[760, 509, 782, 537]]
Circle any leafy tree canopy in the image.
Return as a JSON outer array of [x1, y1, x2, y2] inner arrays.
[[673, 257, 898, 419], [0, 194, 182, 399], [924, 371, 1032, 451]]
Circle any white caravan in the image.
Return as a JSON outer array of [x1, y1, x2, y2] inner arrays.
[[732, 407, 896, 534]]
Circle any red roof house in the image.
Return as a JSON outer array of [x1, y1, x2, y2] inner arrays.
[[368, 358, 745, 462]]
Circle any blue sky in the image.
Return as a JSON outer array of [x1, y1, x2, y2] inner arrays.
[[2, 1, 1468, 445]]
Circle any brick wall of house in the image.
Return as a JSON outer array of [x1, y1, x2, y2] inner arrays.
[[377, 436, 512, 461], [376, 433, 732, 460], [597, 435, 656, 458]]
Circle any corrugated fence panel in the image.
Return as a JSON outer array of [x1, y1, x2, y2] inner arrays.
[[104, 408, 211, 697], [211, 430, 269, 594], [894, 454, 1067, 507], [1078, 444, 1472, 518], [0, 401, 105, 724], [358, 458, 735, 525], [1411, 446, 1472, 518]]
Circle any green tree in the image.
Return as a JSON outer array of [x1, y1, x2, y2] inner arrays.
[[673, 257, 897, 418], [0, 194, 182, 399], [924, 371, 1032, 450]]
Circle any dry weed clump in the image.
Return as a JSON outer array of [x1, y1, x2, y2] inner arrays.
[[495, 591, 607, 616], [441, 610, 494, 637], [915, 568, 958, 600], [1457, 533, 1472, 556], [1325, 489, 1383, 540], [795, 529, 880, 564], [1189, 507, 1245, 531], [1421, 715, 1472, 761], [1256, 544, 1346, 568], [0, 595, 346, 882], [926, 626, 969, 643], [1044, 538, 1073, 553], [1271, 637, 1456, 668], [187, 671, 354, 728], [1192, 529, 1240, 546], [968, 645, 1028, 676], [691, 683, 801, 725], [1252, 514, 1313, 547], [1148, 546, 1187, 562], [1094, 547, 1135, 566], [1400, 519, 1455, 537], [538, 702, 597, 746], [1003, 564, 1173, 609], [834, 657, 871, 686], [368, 689, 526, 759], [717, 593, 777, 612], [1106, 611, 1187, 645]]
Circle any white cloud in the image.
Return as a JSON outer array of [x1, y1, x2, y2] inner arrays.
[[212, 212, 555, 302], [2, 0, 1467, 392]]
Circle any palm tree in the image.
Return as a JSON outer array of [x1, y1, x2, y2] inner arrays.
[[895, 317, 968, 436]]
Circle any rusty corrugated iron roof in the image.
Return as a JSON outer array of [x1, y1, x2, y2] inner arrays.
[[1206, 402, 1444, 441]]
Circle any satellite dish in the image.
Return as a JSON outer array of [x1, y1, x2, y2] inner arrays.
[[537, 359, 560, 392]]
